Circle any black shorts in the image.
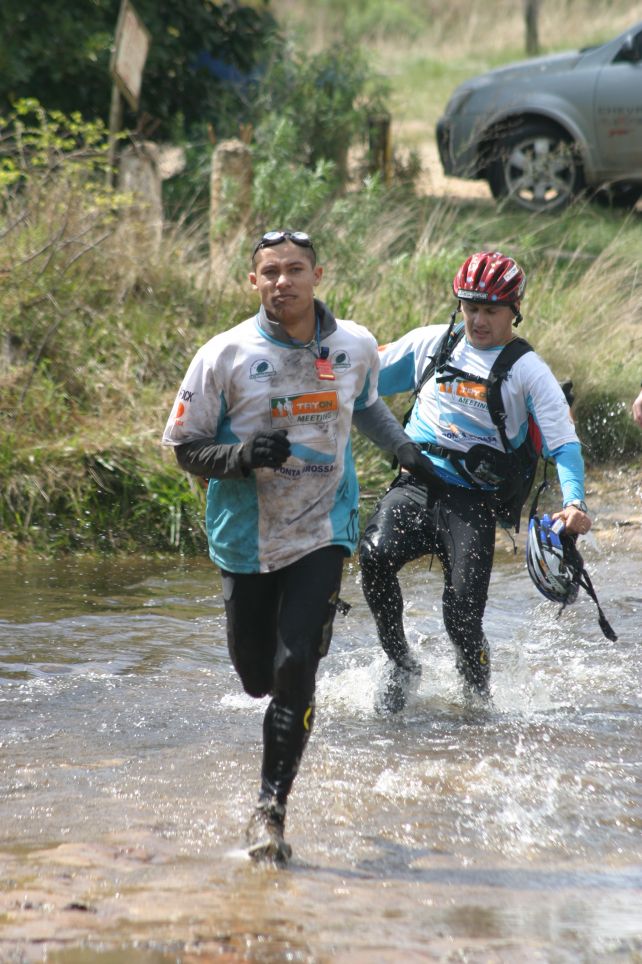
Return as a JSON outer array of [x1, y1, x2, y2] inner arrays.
[[220, 545, 345, 705], [360, 472, 496, 648]]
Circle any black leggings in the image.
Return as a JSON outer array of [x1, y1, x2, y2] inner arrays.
[[221, 545, 344, 804], [359, 473, 496, 678]]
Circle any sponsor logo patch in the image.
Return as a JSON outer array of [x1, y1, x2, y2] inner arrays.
[[457, 288, 488, 302], [331, 349, 351, 371], [439, 380, 487, 404], [456, 380, 487, 402], [270, 391, 339, 425], [250, 359, 277, 380]]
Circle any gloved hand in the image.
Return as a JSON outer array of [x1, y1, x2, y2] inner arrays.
[[396, 442, 436, 485], [241, 430, 291, 470]]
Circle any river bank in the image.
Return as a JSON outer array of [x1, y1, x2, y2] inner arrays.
[[2, 121, 641, 564], [1, 458, 640, 563]]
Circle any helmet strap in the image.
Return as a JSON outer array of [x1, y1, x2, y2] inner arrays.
[[530, 470, 618, 642], [564, 538, 619, 641], [528, 462, 552, 521], [580, 569, 618, 641]]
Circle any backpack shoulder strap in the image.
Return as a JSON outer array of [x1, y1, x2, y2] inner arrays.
[[397, 321, 465, 437], [486, 337, 533, 450], [415, 321, 466, 396]]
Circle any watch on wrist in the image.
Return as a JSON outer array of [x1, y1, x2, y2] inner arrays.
[[565, 499, 588, 513]]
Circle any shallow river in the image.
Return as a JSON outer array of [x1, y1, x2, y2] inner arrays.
[[1, 500, 641, 963]]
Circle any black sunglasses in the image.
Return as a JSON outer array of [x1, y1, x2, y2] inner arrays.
[[251, 230, 315, 259]]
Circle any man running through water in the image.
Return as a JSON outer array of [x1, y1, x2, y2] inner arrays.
[[163, 230, 435, 864], [359, 251, 591, 712]]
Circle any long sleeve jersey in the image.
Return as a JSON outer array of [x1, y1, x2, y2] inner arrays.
[[378, 322, 585, 504], [163, 302, 380, 573]]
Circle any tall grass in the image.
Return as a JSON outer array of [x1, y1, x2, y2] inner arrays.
[[279, 0, 642, 53], [4, 171, 639, 557], [1, 6, 641, 556], [280, 0, 642, 154]]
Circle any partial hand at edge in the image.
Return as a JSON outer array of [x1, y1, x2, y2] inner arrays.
[[632, 388, 642, 428], [551, 505, 592, 536], [396, 442, 437, 485]]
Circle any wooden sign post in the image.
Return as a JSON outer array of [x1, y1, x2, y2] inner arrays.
[[107, 0, 151, 183]]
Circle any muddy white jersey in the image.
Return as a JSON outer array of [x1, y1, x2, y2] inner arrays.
[[163, 313, 379, 573]]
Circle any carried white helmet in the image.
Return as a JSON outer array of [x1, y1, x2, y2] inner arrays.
[[526, 513, 580, 606], [526, 511, 617, 641]]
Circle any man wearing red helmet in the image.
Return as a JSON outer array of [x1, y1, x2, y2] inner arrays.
[[359, 251, 591, 712]]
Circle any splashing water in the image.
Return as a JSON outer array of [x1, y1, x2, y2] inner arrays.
[[0, 538, 640, 962]]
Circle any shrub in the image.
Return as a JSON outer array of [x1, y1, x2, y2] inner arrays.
[[251, 117, 336, 227], [253, 41, 388, 183]]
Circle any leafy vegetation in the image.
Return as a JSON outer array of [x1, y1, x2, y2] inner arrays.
[[0, 0, 279, 141], [1, 1, 641, 557]]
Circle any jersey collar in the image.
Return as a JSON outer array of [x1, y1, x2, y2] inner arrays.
[[257, 299, 337, 345]]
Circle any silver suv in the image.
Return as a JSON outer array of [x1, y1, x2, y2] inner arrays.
[[436, 22, 642, 212]]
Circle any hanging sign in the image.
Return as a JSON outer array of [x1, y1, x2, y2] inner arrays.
[[110, 0, 151, 111]]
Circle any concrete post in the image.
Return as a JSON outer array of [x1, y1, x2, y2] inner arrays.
[[209, 138, 253, 268], [118, 141, 163, 254]]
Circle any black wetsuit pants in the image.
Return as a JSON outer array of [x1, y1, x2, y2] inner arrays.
[[221, 545, 344, 806], [359, 473, 496, 687]]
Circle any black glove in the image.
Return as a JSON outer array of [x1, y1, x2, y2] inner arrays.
[[396, 442, 437, 485], [241, 430, 291, 470]]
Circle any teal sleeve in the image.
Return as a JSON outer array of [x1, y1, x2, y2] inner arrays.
[[378, 352, 416, 396], [550, 441, 585, 504]]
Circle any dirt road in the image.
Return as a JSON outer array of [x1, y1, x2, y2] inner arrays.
[[399, 126, 492, 200]]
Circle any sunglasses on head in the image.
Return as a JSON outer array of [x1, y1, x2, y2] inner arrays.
[[252, 230, 315, 259]]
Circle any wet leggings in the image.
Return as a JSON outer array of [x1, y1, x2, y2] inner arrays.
[[359, 473, 496, 684], [221, 546, 344, 805]]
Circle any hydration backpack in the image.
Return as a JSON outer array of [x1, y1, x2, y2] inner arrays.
[[404, 322, 573, 532]]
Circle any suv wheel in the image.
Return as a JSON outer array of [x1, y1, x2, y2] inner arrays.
[[487, 122, 584, 212]]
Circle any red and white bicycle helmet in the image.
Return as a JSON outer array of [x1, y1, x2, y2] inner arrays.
[[453, 251, 526, 319]]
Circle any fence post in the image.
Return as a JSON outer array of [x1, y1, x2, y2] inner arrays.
[[118, 141, 163, 254], [367, 112, 392, 185], [524, 0, 540, 55], [209, 138, 253, 269]]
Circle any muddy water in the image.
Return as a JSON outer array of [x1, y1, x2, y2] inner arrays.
[[1, 487, 641, 962]]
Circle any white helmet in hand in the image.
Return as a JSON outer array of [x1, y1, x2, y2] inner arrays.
[[526, 513, 580, 606]]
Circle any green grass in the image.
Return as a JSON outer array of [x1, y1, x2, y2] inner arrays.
[[387, 57, 471, 135], [348, 0, 642, 150], [3, 186, 638, 558], [1, 5, 641, 557]]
